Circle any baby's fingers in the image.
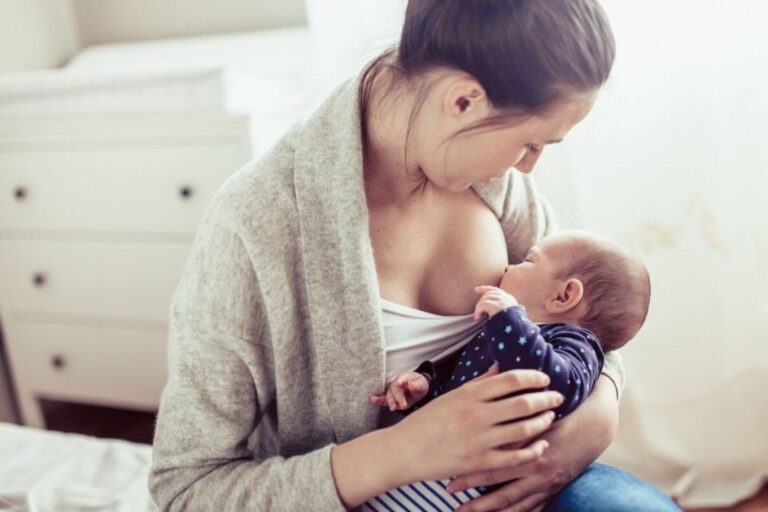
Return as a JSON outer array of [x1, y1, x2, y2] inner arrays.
[[390, 381, 409, 410], [386, 389, 400, 411], [370, 395, 387, 406], [473, 301, 491, 320]]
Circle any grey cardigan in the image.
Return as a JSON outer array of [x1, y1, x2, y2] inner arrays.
[[148, 70, 625, 511]]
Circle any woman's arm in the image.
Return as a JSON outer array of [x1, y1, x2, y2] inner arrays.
[[331, 426, 419, 508], [149, 211, 351, 511], [602, 350, 626, 400], [445, 374, 619, 512], [334, 366, 565, 509]]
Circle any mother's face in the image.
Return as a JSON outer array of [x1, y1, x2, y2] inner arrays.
[[412, 77, 598, 192]]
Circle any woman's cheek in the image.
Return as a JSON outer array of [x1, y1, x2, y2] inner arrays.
[[508, 147, 528, 169]]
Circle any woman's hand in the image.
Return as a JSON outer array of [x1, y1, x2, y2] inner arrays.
[[474, 286, 518, 320], [391, 362, 564, 484], [370, 371, 430, 411], [444, 375, 620, 512]]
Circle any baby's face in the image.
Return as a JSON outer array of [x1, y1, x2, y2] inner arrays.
[[499, 237, 573, 311]]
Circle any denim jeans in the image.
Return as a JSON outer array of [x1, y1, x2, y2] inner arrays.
[[542, 462, 682, 512]]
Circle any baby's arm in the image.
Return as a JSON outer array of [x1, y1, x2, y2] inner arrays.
[[370, 370, 432, 412], [484, 306, 604, 418], [369, 348, 467, 414]]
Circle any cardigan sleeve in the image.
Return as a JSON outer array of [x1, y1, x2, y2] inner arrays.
[[497, 172, 626, 400], [148, 211, 347, 512]]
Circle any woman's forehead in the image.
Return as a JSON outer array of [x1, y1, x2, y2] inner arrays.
[[531, 93, 598, 141]]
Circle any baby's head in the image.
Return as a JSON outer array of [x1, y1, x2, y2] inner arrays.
[[499, 230, 650, 351]]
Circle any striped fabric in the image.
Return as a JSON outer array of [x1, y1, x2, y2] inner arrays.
[[363, 479, 484, 511]]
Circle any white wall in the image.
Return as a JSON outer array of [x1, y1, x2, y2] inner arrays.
[[304, 0, 406, 97], [535, 1, 768, 506], [0, 0, 80, 72]]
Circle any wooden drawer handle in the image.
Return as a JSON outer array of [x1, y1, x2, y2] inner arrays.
[[179, 185, 194, 200], [32, 272, 47, 288], [14, 186, 27, 201], [50, 354, 67, 371]]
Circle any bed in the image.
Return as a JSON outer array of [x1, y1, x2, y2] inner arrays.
[[0, 422, 156, 512]]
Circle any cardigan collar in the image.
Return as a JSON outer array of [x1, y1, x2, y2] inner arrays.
[[292, 71, 509, 443]]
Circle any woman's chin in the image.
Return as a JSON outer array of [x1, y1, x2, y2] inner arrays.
[[478, 175, 503, 184]]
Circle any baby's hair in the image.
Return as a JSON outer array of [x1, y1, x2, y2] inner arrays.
[[551, 231, 651, 351]]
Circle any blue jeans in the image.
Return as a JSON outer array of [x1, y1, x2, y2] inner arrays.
[[542, 462, 681, 512]]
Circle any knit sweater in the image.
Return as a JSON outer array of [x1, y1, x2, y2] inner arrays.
[[148, 69, 626, 511]]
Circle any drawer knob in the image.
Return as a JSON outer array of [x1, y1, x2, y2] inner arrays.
[[14, 186, 27, 201], [32, 272, 47, 287], [50, 354, 67, 370], [179, 185, 194, 200]]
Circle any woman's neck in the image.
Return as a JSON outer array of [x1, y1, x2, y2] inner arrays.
[[363, 66, 431, 207]]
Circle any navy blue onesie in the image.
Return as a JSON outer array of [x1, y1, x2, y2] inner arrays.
[[408, 305, 605, 420]]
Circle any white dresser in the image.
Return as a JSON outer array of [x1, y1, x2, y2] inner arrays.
[[0, 112, 251, 427]]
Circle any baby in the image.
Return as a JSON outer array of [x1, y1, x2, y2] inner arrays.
[[370, 229, 651, 420]]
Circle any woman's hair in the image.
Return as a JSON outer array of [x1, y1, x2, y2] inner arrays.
[[359, 0, 615, 155]]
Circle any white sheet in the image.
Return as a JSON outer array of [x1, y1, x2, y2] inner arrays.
[[0, 423, 156, 512]]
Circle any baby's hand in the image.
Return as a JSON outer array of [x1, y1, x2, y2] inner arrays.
[[473, 285, 519, 320], [370, 371, 430, 411]]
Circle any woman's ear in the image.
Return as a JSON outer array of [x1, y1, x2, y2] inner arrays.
[[545, 278, 584, 315], [443, 76, 487, 116]]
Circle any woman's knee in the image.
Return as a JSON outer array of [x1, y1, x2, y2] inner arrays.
[[544, 462, 681, 512]]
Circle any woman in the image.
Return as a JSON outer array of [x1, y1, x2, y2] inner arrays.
[[149, 1, 681, 510]]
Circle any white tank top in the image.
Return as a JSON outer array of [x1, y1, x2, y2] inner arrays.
[[380, 297, 483, 386]]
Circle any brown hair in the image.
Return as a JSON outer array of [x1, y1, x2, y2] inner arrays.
[[358, 0, 615, 168], [552, 232, 651, 351]]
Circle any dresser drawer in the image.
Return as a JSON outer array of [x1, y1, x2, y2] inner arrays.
[[0, 113, 250, 233], [6, 322, 168, 411], [0, 240, 190, 324], [0, 146, 240, 233]]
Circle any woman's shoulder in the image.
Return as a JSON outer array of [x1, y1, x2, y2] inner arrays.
[[202, 74, 363, 236], [202, 124, 303, 234]]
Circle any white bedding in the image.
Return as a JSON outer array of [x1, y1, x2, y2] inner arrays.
[[0, 423, 156, 512]]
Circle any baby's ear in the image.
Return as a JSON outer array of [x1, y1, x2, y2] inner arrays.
[[546, 278, 584, 314]]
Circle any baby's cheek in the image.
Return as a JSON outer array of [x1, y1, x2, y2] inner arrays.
[[498, 271, 515, 293]]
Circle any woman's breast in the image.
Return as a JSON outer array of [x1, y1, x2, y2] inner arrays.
[[370, 188, 508, 316]]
